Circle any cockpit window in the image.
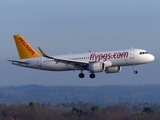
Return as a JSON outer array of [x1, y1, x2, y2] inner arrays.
[[140, 52, 148, 55]]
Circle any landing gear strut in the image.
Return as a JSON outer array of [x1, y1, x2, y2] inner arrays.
[[79, 73, 85, 78], [133, 65, 138, 74], [90, 73, 95, 78]]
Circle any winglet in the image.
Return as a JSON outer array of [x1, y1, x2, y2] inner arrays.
[[38, 47, 53, 59], [38, 47, 47, 56]]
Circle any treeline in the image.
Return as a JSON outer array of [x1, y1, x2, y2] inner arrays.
[[0, 102, 160, 120], [0, 84, 160, 105]]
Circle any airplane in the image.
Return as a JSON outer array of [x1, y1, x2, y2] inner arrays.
[[8, 35, 155, 78]]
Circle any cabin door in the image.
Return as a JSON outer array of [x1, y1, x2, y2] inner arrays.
[[37, 58, 42, 67], [130, 49, 135, 59]]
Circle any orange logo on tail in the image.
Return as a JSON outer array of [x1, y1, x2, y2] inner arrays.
[[18, 37, 35, 55]]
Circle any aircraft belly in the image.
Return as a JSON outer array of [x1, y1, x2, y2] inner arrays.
[[42, 62, 72, 71]]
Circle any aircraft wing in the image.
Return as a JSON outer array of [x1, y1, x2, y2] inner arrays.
[[8, 60, 30, 64], [52, 57, 89, 67], [38, 47, 89, 67]]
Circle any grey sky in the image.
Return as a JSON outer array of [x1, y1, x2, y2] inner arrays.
[[0, 0, 160, 86]]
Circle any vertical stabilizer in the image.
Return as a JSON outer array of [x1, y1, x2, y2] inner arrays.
[[13, 35, 41, 59]]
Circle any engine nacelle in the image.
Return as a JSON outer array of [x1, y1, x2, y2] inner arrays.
[[105, 66, 121, 73], [89, 62, 104, 73]]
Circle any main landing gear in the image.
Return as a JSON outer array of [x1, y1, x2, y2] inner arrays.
[[78, 73, 96, 78], [90, 73, 95, 78], [79, 73, 85, 78], [133, 65, 138, 74]]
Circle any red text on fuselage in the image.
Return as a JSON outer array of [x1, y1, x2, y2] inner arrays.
[[90, 52, 128, 62]]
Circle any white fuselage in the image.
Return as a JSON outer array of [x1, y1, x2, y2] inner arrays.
[[12, 49, 155, 72]]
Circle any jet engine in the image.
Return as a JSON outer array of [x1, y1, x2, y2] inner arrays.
[[89, 62, 104, 73], [105, 66, 121, 73]]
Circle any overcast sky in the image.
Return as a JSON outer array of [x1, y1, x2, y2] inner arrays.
[[0, 0, 160, 86]]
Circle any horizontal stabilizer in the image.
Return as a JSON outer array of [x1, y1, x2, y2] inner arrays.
[[8, 60, 30, 64]]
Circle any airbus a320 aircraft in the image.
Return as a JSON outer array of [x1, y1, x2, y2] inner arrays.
[[8, 35, 155, 78]]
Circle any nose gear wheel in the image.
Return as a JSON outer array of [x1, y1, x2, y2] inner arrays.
[[133, 65, 138, 74]]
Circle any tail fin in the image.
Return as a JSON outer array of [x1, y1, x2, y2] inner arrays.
[[13, 35, 41, 59]]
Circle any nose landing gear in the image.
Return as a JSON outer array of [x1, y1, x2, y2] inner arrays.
[[133, 65, 138, 74]]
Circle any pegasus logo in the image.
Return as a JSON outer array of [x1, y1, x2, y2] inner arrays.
[[18, 37, 35, 55]]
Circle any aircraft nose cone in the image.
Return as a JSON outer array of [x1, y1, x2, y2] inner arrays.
[[149, 54, 155, 62]]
